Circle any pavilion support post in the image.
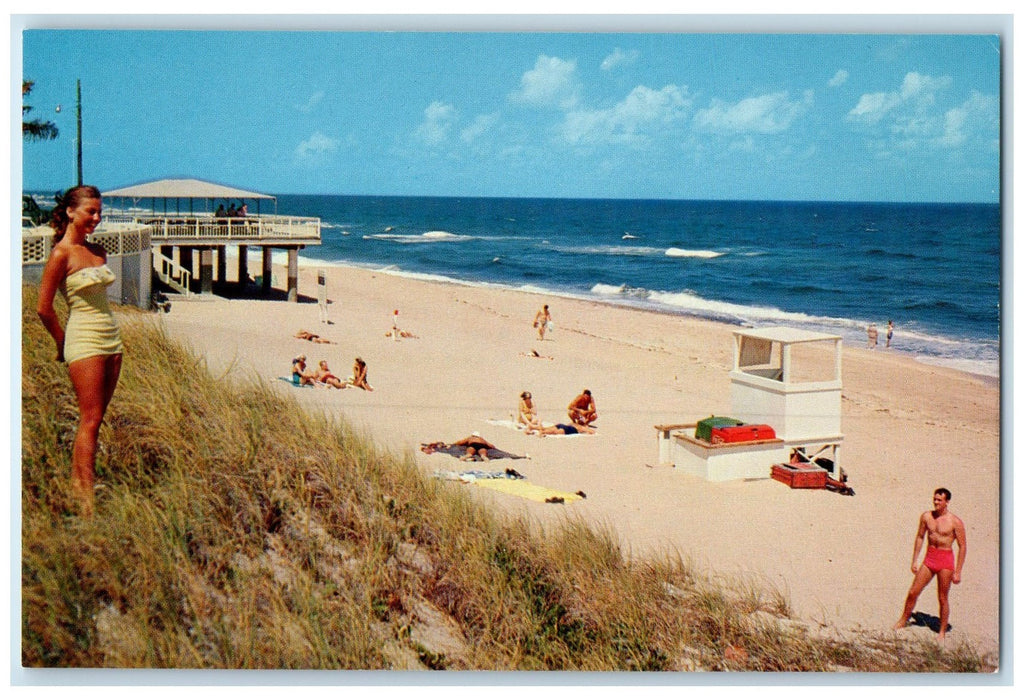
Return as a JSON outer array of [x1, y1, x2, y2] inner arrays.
[[237, 245, 248, 288], [262, 247, 273, 293], [200, 248, 214, 295], [216, 245, 226, 284], [287, 247, 299, 303], [180, 247, 194, 289]]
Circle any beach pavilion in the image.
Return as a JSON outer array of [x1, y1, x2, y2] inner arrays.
[[102, 178, 321, 302]]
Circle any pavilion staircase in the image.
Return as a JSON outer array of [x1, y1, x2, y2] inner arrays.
[[152, 249, 192, 297]]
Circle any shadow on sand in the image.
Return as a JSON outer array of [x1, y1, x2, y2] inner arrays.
[[909, 611, 951, 634]]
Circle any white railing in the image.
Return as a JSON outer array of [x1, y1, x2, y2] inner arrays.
[[103, 212, 320, 242], [152, 249, 192, 296], [22, 224, 153, 265]]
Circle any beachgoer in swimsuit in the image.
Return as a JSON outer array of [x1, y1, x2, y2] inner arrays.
[[315, 360, 347, 389], [36, 185, 123, 517], [867, 323, 878, 349], [295, 329, 332, 344], [292, 355, 316, 386], [519, 349, 554, 360], [533, 304, 552, 341], [893, 488, 967, 642], [567, 389, 597, 426], [516, 391, 541, 430], [452, 432, 497, 461], [886, 320, 894, 348], [528, 422, 596, 436], [348, 357, 374, 391]]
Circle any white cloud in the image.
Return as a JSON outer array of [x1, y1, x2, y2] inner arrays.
[[415, 101, 458, 146], [562, 84, 691, 146], [461, 112, 500, 143], [297, 91, 325, 113], [938, 91, 999, 148], [846, 72, 995, 155], [693, 90, 814, 134], [295, 131, 338, 159], [510, 55, 579, 109], [847, 71, 951, 124], [828, 70, 849, 88], [601, 48, 639, 71]]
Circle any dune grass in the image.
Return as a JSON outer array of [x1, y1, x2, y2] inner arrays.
[[19, 285, 994, 672]]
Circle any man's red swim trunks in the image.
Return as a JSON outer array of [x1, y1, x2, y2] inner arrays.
[[924, 546, 955, 573]]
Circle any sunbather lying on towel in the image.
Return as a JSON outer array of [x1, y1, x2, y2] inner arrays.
[[420, 433, 528, 461], [295, 329, 333, 344], [526, 421, 596, 437]]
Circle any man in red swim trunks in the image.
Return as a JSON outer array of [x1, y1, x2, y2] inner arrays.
[[893, 488, 967, 641]]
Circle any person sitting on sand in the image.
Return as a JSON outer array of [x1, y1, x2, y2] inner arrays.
[[452, 432, 497, 461], [568, 389, 597, 426], [516, 391, 542, 430], [291, 355, 316, 386], [295, 329, 333, 344], [527, 421, 596, 437], [348, 357, 374, 391], [315, 360, 348, 389]]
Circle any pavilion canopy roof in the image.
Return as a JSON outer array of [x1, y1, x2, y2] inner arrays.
[[103, 178, 274, 200]]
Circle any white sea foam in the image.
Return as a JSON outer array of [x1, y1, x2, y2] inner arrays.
[[665, 247, 723, 259], [544, 244, 663, 256], [362, 230, 471, 243], [914, 356, 999, 378]]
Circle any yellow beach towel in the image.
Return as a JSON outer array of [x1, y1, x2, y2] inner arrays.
[[473, 478, 583, 503]]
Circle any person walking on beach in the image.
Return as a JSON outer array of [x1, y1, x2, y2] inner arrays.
[[36, 185, 123, 518], [568, 389, 597, 426], [867, 323, 879, 349], [886, 320, 894, 348], [533, 304, 552, 341], [893, 488, 967, 642]]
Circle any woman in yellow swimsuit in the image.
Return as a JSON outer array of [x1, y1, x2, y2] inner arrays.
[[37, 186, 123, 517]]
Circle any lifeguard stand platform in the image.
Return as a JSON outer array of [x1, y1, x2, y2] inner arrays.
[[656, 327, 844, 481]]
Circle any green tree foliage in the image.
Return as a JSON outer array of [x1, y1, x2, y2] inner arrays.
[[23, 80, 59, 142]]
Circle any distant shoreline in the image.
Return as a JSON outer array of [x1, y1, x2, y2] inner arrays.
[[260, 251, 1002, 382]]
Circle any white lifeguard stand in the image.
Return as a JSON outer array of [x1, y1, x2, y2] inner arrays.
[[657, 326, 844, 481], [729, 327, 843, 472]]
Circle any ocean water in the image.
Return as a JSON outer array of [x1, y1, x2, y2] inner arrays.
[[73, 191, 997, 379], [273, 196, 1001, 378]]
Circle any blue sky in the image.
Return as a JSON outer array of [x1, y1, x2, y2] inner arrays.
[[19, 26, 1002, 202]]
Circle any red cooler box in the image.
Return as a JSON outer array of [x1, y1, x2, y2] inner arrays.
[[710, 424, 776, 443]]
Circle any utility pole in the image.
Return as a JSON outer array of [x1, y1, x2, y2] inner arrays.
[[75, 79, 83, 186]]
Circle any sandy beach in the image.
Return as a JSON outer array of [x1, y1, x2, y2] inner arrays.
[[152, 260, 1001, 656]]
